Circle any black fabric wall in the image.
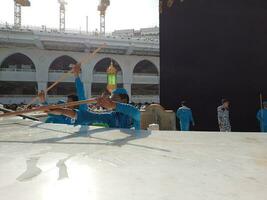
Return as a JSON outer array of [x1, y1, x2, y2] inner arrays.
[[160, 0, 267, 131]]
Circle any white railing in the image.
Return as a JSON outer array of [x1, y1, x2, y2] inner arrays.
[[133, 73, 159, 76], [93, 72, 157, 76], [0, 95, 35, 97], [93, 72, 123, 75], [0, 22, 159, 43], [0, 68, 36, 72], [48, 69, 69, 73], [131, 95, 160, 103]]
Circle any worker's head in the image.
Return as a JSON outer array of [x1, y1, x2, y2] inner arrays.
[[101, 89, 111, 98], [222, 99, 230, 108], [111, 88, 129, 104], [181, 101, 187, 106], [57, 100, 66, 104], [67, 94, 78, 102], [67, 94, 79, 109]]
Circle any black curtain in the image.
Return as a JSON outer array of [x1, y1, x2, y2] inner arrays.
[[160, 0, 267, 131]]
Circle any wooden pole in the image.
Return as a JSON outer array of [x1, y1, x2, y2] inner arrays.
[[80, 44, 106, 65], [0, 106, 39, 121], [24, 44, 106, 109], [0, 98, 97, 118]]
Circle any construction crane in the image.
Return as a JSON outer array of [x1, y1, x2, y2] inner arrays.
[[58, 0, 67, 32], [97, 0, 110, 35], [14, 0, 31, 28]]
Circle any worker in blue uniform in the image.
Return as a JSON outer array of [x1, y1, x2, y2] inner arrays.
[[39, 63, 87, 124], [176, 101, 195, 131], [44, 96, 77, 124], [46, 88, 141, 130], [256, 101, 267, 132]]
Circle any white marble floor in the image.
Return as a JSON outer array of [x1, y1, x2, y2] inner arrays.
[[0, 117, 267, 200]]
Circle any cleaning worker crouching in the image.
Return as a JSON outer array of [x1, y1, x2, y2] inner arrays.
[[46, 88, 141, 130]]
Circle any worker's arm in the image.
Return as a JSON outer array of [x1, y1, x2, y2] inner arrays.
[[46, 108, 76, 118], [46, 108, 115, 126], [38, 91, 70, 124], [97, 97, 141, 130], [217, 107, 223, 126], [176, 109, 180, 119], [72, 63, 88, 111], [75, 76, 88, 111], [190, 110, 195, 126], [115, 103, 141, 130], [75, 109, 116, 126], [256, 110, 262, 121]]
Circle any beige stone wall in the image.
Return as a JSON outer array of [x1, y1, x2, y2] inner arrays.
[[141, 104, 176, 130]]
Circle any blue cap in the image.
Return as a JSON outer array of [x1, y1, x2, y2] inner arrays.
[[112, 88, 128, 95]]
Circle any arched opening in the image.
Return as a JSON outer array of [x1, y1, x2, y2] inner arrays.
[[0, 53, 36, 71], [132, 60, 159, 103], [0, 81, 37, 95], [131, 84, 159, 95], [47, 82, 76, 96], [0, 81, 38, 105], [47, 56, 77, 96], [49, 55, 77, 72], [92, 58, 123, 96], [133, 60, 158, 75], [93, 58, 122, 74]]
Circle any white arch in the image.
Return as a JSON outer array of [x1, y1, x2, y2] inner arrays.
[[48, 55, 78, 71], [90, 56, 124, 75], [0, 52, 36, 70], [133, 59, 159, 75], [93, 57, 122, 73]]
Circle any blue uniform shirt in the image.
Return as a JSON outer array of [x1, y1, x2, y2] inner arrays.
[[176, 106, 194, 131], [75, 102, 141, 130], [45, 76, 87, 124], [256, 109, 267, 132], [45, 114, 73, 124], [75, 76, 88, 111]]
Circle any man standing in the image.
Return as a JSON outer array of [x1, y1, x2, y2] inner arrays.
[[176, 101, 195, 131], [256, 101, 267, 132], [217, 99, 231, 132]]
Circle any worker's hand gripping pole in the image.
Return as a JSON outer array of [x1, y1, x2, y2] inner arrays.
[[0, 98, 97, 118]]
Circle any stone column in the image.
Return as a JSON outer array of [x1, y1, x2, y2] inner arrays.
[[123, 83, 132, 101], [81, 62, 93, 98], [83, 82, 92, 98], [35, 55, 49, 93], [37, 81, 47, 92]]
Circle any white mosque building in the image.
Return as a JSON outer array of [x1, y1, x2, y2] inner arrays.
[[0, 24, 159, 104]]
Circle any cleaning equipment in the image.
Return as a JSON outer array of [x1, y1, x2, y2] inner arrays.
[[0, 98, 97, 118], [0, 105, 39, 121]]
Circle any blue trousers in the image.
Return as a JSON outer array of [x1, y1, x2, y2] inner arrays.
[[260, 124, 267, 132], [180, 122, 190, 131]]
